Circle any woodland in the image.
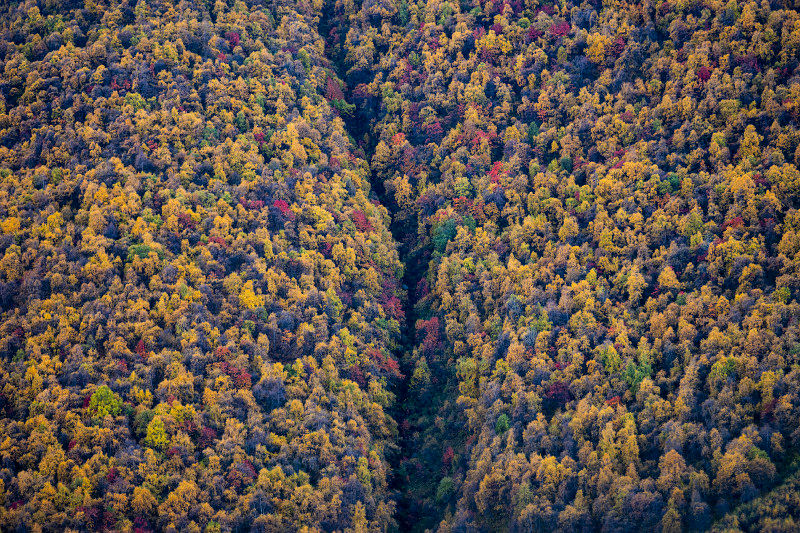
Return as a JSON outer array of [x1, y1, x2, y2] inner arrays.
[[0, 0, 799, 531]]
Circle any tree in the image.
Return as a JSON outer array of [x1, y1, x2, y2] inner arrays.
[[88, 386, 122, 419]]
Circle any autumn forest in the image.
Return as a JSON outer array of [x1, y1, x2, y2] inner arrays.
[[0, 0, 799, 531]]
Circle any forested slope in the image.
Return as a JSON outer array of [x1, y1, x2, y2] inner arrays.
[[332, 0, 800, 530], [1, 0, 800, 531], [0, 0, 406, 530], [713, 455, 800, 532]]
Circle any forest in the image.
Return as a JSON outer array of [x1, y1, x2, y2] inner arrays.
[[0, 0, 799, 531]]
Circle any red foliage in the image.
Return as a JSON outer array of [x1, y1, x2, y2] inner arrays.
[[133, 517, 151, 533], [399, 62, 412, 85], [736, 54, 760, 73], [177, 418, 197, 436], [199, 426, 217, 447], [471, 129, 496, 148], [350, 364, 366, 387], [489, 161, 504, 182], [493, 238, 510, 256], [426, 121, 444, 143], [471, 199, 486, 220], [241, 460, 256, 478], [442, 446, 454, 467], [226, 466, 248, 490], [177, 212, 196, 230], [325, 77, 345, 101], [225, 31, 240, 47], [545, 381, 572, 405], [453, 196, 471, 211], [338, 289, 353, 307], [527, 27, 544, 40], [111, 76, 131, 92], [549, 21, 571, 37], [218, 361, 251, 389], [350, 209, 373, 232], [235, 371, 252, 389], [274, 199, 294, 217], [384, 296, 405, 319], [215, 346, 231, 359], [722, 216, 744, 230], [609, 36, 626, 55], [383, 356, 402, 378], [418, 316, 441, 354], [209, 236, 228, 247], [697, 66, 712, 82], [239, 198, 265, 209], [606, 396, 621, 407], [368, 347, 404, 379], [82, 505, 101, 526]]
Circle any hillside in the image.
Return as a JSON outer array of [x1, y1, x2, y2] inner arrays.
[[329, 0, 800, 530], [0, 0, 405, 530], [0, 0, 799, 531]]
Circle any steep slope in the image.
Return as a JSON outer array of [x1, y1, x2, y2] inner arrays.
[[713, 454, 800, 531], [2, 0, 800, 531], [0, 0, 405, 530], [335, 0, 800, 530]]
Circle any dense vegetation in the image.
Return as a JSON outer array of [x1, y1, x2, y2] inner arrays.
[[1, 0, 800, 531], [0, 0, 406, 530]]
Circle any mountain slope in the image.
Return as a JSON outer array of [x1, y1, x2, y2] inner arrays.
[[0, 1, 405, 530], [333, 0, 800, 529], [1, 0, 800, 531]]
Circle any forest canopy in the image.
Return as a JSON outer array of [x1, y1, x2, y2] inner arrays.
[[0, 0, 799, 531]]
